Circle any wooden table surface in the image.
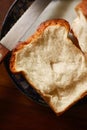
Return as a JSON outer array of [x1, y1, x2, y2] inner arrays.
[[0, 0, 87, 130]]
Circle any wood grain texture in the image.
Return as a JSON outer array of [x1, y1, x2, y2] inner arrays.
[[0, 0, 87, 130]]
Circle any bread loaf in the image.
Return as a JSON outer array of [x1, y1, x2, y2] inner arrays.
[[10, 18, 87, 115], [72, 0, 87, 53]]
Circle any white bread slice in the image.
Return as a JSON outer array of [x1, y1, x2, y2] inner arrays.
[[72, 0, 87, 53], [10, 19, 87, 115]]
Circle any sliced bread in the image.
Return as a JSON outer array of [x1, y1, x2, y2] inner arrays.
[[10, 19, 87, 115]]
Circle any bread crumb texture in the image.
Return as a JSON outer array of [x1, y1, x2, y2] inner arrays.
[[72, 1, 87, 53], [10, 19, 87, 115]]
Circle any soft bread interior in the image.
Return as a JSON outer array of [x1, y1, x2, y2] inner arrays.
[[10, 20, 87, 115], [72, 5, 87, 53]]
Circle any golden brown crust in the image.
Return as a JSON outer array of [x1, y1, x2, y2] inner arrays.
[[70, 29, 82, 51], [26, 19, 70, 43], [10, 41, 27, 72], [10, 19, 70, 73], [10, 19, 85, 116], [75, 0, 87, 18]]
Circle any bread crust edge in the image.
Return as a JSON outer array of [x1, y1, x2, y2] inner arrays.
[[9, 19, 87, 115]]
